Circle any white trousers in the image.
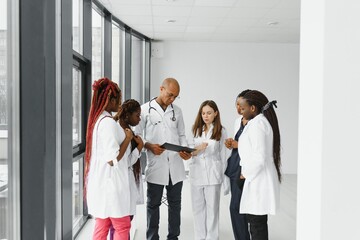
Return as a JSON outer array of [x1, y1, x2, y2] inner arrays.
[[190, 184, 221, 240]]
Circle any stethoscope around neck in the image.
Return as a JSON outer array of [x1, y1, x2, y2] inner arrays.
[[148, 97, 176, 125]]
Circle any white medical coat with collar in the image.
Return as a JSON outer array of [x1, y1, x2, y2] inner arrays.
[[189, 125, 228, 186], [135, 99, 187, 186], [238, 114, 280, 215], [87, 111, 131, 218]]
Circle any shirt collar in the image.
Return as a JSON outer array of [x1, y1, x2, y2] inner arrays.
[[102, 111, 112, 117]]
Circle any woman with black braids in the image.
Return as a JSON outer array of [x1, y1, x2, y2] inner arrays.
[[85, 77, 133, 240], [109, 99, 144, 240], [237, 90, 281, 240]]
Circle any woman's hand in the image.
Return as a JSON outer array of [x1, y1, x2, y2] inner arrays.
[[238, 175, 245, 189], [197, 142, 208, 151], [192, 142, 208, 156], [225, 138, 233, 149], [230, 140, 238, 149], [179, 151, 192, 160], [225, 138, 238, 149], [124, 128, 133, 140], [133, 135, 144, 151]]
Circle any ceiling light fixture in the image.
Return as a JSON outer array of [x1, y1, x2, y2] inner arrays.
[[267, 21, 279, 26], [166, 19, 176, 23]]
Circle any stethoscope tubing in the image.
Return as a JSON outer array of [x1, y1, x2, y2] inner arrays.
[[148, 97, 176, 122]]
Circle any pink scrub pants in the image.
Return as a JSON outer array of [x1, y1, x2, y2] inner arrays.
[[93, 216, 131, 240]]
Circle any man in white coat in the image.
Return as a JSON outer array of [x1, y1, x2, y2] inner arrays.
[[135, 78, 192, 240]]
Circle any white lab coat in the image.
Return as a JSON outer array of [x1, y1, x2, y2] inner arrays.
[[238, 114, 280, 215], [189, 125, 228, 186], [189, 125, 228, 240], [134, 99, 187, 185], [87, 111, 131, 218], [126, 141, 144, 215]]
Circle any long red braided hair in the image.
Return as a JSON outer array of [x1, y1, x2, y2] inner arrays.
[[84, 77, 120, 199]]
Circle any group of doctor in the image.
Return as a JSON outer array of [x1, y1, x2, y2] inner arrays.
[[84, 77, 281, 240]]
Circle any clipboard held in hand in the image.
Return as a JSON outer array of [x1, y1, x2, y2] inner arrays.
[[160, 142, 196, 153]]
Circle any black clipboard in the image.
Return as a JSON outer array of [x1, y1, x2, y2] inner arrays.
[[161, 142, 196, 153]]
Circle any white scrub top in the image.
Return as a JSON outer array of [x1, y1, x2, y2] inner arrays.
[[238, 114, 280, 215], [135, 98, 187, 186], [87, 111, 131, 218], [189, 125, 228, 186]]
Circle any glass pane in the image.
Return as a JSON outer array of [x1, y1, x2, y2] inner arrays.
[[92, 8, 103, 83], [72, 0, 83, 53], [72, 67, 82, 147], [131, 36, 143, 103], [0, 0, 8, 238], [72, 157, 83, 226], [111, 23, 120, 86]]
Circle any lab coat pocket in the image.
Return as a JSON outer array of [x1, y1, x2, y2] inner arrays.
[[146, 155, 157, 169], [105, 175, 117, 205], [105, 167, 122, 206]]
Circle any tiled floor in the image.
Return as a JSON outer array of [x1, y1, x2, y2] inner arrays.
[[76, 174, 296, 240]]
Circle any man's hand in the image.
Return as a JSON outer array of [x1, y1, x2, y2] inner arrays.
[[146, 143, 165, 155], [179, 151, 192, 160]]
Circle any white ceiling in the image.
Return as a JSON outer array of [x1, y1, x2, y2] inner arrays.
[[98, 0, 300, 43]]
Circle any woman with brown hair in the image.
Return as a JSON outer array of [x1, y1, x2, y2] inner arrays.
[[189, 100, 228, 240]]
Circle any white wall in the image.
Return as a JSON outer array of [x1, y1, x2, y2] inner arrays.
[[297, 0, 360, 239], [151, 41, 299, 174]]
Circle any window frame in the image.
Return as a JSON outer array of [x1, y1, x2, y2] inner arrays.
[[72, 53, 88, 156]]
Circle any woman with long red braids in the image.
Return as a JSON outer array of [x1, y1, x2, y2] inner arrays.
[[84, 77, 133, 240]]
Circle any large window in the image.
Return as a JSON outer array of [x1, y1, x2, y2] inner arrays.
[[92, 6, 103, 82], [131, 35, 144, 103], [72, 154, 84, 235], [72, 57, 87, 237], [72, 0, 83, 54], [0, 0, 18, 238], [0, 0, 8, 238], [0, 0, 7, 130], [0, 0, 151, 238], [111, 23, 124, 89], [72, 67, 82, 147]]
